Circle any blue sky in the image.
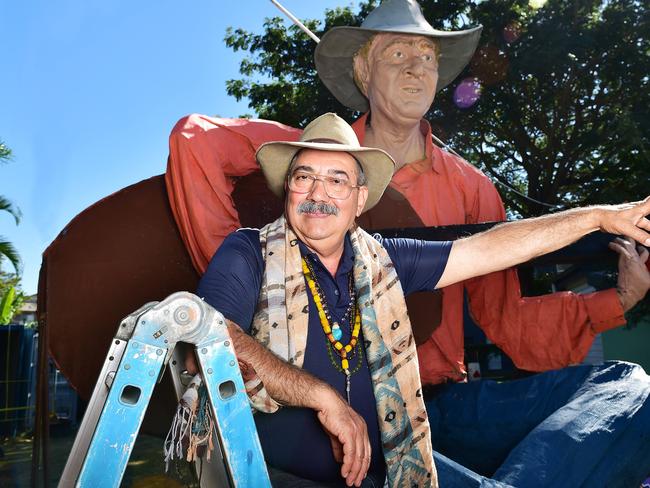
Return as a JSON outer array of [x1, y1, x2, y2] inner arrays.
[[1, 0, 348, 294]]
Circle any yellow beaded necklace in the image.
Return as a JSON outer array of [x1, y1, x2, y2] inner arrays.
[[302, 257, 361, 403]]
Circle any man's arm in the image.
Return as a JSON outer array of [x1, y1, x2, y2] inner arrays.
[[438, 198, 650, 288], [459, 176, 646, 372], [225, 320, 371, 488]]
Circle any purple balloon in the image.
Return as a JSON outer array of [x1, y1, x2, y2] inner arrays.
[[454, 78, 482, 109]]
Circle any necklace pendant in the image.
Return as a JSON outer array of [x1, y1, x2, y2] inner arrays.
[[345, 369, 351, 404], [332, 322, 343, 341]]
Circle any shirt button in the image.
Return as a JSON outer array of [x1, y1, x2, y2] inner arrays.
[[334, 289, 339, 296]]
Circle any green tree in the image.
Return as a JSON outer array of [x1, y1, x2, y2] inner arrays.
[[0, 270, 25, 325], [225, 0, 650, 217], [1, 140, 21, 272], [225, 1, 379, 127], [432, 0, 650, 216], [1, 139, 23, 324]]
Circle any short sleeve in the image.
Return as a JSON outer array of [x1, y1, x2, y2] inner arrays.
[[196, 229, 263, 332], [379, 237, 452, 294]]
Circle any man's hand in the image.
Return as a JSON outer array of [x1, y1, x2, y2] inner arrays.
[[609, 237, 650, 312], [599, 197, 650, 246], [224, 319, 371, 486], [315, 391, 371, 487]]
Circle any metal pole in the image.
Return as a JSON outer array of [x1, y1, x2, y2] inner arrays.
[[269, 0, 321, 43]]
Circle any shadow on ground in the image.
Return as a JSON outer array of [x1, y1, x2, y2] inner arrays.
[[0, 431, 199, 487]]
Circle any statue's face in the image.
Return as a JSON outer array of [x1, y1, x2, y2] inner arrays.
[[285, 149, 367, 248], [365, 33, 439, 120]]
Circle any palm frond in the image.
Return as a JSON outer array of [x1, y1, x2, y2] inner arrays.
[[0, 238, 22, 274], [0, 286, 16, 325], [0, 140, 12, 163], [0, 196, 21, 225]]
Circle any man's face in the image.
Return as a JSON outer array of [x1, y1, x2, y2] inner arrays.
[[364, 34, 439, 120], [285, 148, 368, 248]]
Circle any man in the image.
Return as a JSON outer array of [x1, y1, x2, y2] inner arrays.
[[167, 0, 650, 483], [195, 112, 650, 487]]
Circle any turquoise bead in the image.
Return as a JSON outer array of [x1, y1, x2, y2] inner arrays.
[[332, 324, 343, 341]]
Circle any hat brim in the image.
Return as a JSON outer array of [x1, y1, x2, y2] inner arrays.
[[315, 25, 483, 112], [256, 140, 395, 213]]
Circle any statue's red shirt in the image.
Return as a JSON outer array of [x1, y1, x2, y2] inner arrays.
[[166, 112, 625, 385]]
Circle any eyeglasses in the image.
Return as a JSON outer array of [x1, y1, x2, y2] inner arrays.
[[288, 171, 359, 200]]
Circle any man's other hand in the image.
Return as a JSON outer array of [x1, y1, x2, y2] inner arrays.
[[609, 237, 650, 311], [316, 391, 371, 487]]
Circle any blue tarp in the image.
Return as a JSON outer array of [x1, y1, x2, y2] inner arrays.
[[426, 361, 650, 488]]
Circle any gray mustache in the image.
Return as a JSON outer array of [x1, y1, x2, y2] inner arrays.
[[297, 201, 339, 216]]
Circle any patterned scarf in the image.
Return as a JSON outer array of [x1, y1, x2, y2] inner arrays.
[[247, 215, 437, 487]]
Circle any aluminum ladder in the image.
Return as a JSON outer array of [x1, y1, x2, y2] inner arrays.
[[58, 292, 270, 487]]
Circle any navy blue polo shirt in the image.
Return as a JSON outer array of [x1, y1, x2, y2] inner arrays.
[[197, 229, 451, 485]]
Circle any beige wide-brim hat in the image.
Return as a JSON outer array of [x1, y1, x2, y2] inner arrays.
[[256, 113, 395, 212], [315, 0, 483, 112]]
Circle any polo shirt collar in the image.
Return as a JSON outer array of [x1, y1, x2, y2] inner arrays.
[[297, 233, 355, 277]]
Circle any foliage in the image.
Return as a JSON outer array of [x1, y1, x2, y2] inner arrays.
[[0, 140, 11, 161], [0, 285, 16, 324], [0, 139, 21, 273], [435, 0, 650, 216], [224, 0, 650, 217], [224, 1, 379, 127], [0, 271, 25, 325]]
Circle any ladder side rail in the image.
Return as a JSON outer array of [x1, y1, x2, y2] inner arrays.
[[195, 333, 271, 488], [76, 337, 167, 487], [58, 338, 128, 487]]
